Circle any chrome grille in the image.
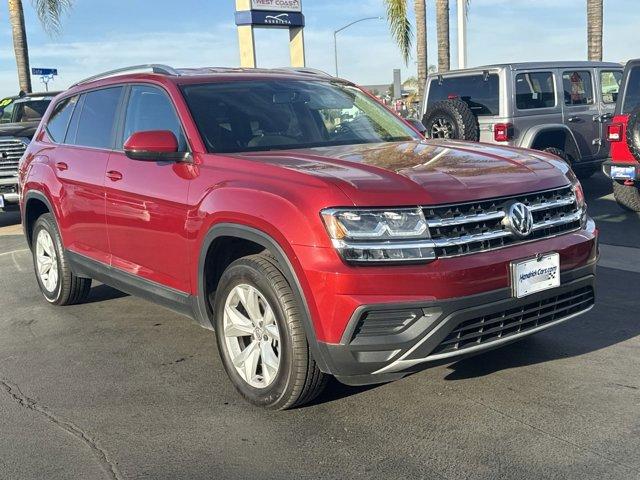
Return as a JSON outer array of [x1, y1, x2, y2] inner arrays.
[[0, 137, 26, 178], [423, 186, 581, 258]]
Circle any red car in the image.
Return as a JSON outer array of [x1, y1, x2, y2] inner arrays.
[[19, 65, 597, 409], [604, 58, 640, 211]]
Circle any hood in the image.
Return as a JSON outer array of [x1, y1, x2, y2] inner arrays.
[[233, 140, 570, 206], [0, 121, 39, 139]]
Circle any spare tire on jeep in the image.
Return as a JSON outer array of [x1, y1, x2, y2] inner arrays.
[[422, 99, 480, 141]]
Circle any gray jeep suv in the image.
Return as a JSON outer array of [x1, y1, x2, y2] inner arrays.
[[421, 61, 623, 178]]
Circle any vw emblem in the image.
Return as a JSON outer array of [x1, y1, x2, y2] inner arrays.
[[507, 202, 534, 237]]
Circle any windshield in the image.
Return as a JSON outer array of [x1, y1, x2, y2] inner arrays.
[[181, 80, 419, 153]]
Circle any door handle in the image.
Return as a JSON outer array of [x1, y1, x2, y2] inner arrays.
[[567, 116, 581, 123], [106, 170, 123, 181], [55, 162, 68, 171]]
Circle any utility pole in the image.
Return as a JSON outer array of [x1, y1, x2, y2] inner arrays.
[[457, 0, 467, 69]]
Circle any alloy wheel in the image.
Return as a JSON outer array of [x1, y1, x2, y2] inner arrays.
[[35, 229, 59, 293], [223, 284, 281, 389], [430, 117, 455, 139]]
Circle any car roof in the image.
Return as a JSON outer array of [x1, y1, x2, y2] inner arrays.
[[66, 65, 342, 93], [431, 61, 622, 76]]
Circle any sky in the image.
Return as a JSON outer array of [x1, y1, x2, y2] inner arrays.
[[0, 0, 639, 96]]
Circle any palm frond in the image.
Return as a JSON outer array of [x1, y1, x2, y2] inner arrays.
[[384, 0, 413, 64], [31, 0, 73, 35]]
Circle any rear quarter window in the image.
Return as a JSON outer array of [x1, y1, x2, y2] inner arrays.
[[427, 74, 500, 116]]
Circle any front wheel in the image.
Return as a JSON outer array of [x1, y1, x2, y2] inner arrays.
[[31, 213, 92, 305], [612, 181, 640, 212], [213, 253, 327, 410]]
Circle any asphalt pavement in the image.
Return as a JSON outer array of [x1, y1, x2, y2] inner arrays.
[[0, 172, 638, 480]]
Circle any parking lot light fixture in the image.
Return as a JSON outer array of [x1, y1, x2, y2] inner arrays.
[[333, 17, 382, 77]]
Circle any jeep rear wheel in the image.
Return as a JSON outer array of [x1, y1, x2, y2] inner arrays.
[[32, 213, 92, 305], [612, 181, 640, 212], [422, 100, 479, 141], [213, 253, 327, 409]]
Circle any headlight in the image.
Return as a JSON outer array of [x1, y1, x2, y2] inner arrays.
[[321, 208, 435, 264], [567, 169, 587, 226]]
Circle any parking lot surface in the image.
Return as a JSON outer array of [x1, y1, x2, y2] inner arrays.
[[0, 172, 639, 480]]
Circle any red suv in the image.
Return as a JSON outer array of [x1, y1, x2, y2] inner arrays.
[[19, 65, 597, 409], [604, 58, 640, 211]]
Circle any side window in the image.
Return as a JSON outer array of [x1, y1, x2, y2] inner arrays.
[[46, 96, 78, 143], [122, 85, 187, 151], [622, 67, 640, 114], [72, 87, 123, 149], [600, 71, 623, 104], [563, 71, 594, 106], [0, 101, 15, 123], [515, 72, 555, 110]]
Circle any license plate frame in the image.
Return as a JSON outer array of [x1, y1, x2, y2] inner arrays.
[[511, 253, 560, 298]]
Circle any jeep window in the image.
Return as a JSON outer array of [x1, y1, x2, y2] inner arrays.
[[621, 66, 640, 114], [181, 80, 419, 153], [46, 96, 79, 143], [515, 72, 555, 110], [562, 71, 594, 106], [427, 74, 499, 115], [121, 85, 187, 151], [600, 70, 623, 104], [71, 87, 123, 149], [0, 101, 15, 124]]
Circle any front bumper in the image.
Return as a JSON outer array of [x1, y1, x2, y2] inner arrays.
[[319, 262, 595, 386], [0, 177, 19, 210]]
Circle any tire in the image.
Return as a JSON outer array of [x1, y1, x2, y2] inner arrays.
[[31, 213, 92, 305], [542, 147, 571, 166], [612, 181, 640, 212], [213, 253, 327, 410], [625, 106, 640, 162], [422, 99, 479, 141]]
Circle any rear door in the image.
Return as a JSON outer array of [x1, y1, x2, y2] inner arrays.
[[46, 87, 124, 264], [104, 84, 192, 293], [562, 69, 601, 159]]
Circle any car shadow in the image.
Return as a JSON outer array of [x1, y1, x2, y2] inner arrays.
[[85, 284, 130, 303]]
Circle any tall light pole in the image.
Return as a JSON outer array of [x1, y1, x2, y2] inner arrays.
[[333, 16, 382, 77], [457, 0, 468, 69]]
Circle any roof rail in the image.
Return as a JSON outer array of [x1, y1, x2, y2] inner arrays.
[[275, 67, 333, 77], [71, 64, 179, 87]]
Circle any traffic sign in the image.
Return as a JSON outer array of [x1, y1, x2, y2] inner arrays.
[[31, 68, 58, 76]]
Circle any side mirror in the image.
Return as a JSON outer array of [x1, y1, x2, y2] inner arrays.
[[123, 130, 190, 162], [406, 118, 427, 136]]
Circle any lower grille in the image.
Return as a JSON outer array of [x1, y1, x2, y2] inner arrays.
[[430, 285, 594, 356]]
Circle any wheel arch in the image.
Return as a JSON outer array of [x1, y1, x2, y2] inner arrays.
[[195, 223, 333, 374], [521, 125, 581, 162], [22, 190, 56, 249]]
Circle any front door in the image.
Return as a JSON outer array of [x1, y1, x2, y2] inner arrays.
[[562, 69, 601, 161], [105, 84, 192, 293], [47, 88, 124, 265]]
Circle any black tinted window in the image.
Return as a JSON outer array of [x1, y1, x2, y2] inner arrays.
[[73, 87, 123, 148], [563, 71, 594, 105], [515, 72, 555, 109], [622, 66, 640, 114], [122, 85, 186, 150], [46, 96, 78, 143], [427, 74, 500, 116]]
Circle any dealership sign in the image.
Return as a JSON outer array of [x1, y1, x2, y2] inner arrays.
[[250, 0, 301, 12]]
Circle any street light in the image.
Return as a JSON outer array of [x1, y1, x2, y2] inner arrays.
[[333, 16, 382, 77]]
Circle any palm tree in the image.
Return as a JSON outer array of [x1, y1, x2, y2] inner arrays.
[[7, 0, 72, 93], [384, 0, 428, 102], [586, 0, 603, 61], [435, 0, 450, 72]]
